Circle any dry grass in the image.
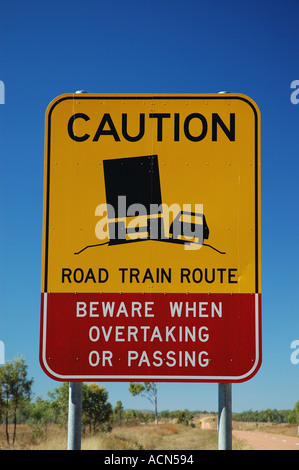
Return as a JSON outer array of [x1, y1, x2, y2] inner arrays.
[[2, 419, 296, 450], [0, 423, 67, 450], [232, 421, 299, 437], [81, 423, 219, 451], [1, 422, 219, 450]]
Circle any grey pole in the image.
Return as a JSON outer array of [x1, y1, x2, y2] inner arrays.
[[218, 383, 232, 450], [67, 382, 82, 450], [67, 89, 85, 451]]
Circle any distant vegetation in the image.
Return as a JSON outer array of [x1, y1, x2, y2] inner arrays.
[[233, 404, 299, 424]]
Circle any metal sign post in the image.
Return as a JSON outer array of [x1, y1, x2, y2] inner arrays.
[[218, 383, 232, 450], [67, 382, 82, 450]]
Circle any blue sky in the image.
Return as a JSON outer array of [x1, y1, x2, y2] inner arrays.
[[0, 0, 299, 413]]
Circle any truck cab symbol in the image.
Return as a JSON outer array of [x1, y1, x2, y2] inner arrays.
[[169, 211, 209, 246]]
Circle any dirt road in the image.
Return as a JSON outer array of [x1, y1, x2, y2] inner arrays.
[[233, 430, 299, 450]]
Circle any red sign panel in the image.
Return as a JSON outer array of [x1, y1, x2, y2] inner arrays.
[[40, 292, 261, 382]]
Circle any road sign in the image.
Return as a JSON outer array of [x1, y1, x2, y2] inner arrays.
[[40, 93, 261, 382]]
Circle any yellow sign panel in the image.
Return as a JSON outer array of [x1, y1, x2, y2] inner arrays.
[[42, 94, 261, 295]]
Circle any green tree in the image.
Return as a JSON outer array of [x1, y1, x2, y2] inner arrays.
[[123, 408, 138, 425], [28, 397, 54, 443], [177, 410, 188, 425], [50, 382, 112, 433], [0, 356, 33, 444], [48, 382, 69, 426], [82, 383, 112, 433], [113, 400, 124, 425], [293, 400, 299, 424], [160, 409, 170, 419], [129, 382, 158, 425]]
